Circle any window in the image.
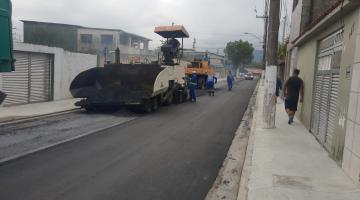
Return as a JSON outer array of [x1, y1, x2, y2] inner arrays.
[[317, 55, 331, 71], [80, 34, 92, 44], [331, 51, 342, 69], [101, 34, 113, 45], [120, 34, 129, 45]]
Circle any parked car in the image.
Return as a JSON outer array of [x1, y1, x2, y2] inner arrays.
[[244, 73, 254, 80]]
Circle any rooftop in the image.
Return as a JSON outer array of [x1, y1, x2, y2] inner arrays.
[[21, 20, 151, 41], [154, 25, 190, 38]]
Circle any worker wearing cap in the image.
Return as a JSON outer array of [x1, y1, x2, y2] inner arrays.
[[206, 74, 217, 96], [202, 51, 210, 64], [227, 71, 235, 91], [189, 72, 198, 102]]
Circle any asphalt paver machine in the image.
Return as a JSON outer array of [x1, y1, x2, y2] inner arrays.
[[70, 25, 190, 112]]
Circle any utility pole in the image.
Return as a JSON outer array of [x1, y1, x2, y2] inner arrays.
[[282, 16, 287, 44], [263, 0, 281, 129], [256, 0, 269, 69]]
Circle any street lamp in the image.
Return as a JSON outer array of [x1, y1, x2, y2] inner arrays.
[[244, 32, 263, 43]]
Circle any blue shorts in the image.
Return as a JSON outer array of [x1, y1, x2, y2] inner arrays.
[[285, 99, 298, 111], [207, 82, 214, 89]]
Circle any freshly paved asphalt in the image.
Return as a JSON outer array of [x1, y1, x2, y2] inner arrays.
[[0, 80, 257, 200]]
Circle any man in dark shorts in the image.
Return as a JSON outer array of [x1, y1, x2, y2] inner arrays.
[[283, 69, 304, 124]]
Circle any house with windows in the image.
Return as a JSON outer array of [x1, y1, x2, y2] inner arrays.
[[22, 20, 153, 65], [287, 0, 360, 184]]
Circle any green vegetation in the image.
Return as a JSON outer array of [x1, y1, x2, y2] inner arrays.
[[278, 38, 289, 60], [224, 40, 254, 69]]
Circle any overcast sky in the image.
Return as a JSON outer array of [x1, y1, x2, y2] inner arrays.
[[11, 0, 292, 53]]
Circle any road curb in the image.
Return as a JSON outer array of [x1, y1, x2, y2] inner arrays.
[[205, 81, 259, 200], [0, 118, 136, 165], [0, 108, 80, 127], [237, 82, 260, 200]]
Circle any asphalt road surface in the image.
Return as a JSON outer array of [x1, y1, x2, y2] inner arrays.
[[0, 80, 257, 200], [0, 110, 136, 160]]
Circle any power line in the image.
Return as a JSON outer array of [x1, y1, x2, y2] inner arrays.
[[189, 31, 250, 37]]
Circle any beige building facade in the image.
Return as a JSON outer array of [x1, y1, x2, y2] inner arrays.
[[287, 0, 360, 184]]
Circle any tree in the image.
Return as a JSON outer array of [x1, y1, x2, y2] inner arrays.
[[278, 37, 289, 60], [224, 40, 254, 69], [277, 43, 287, 60]]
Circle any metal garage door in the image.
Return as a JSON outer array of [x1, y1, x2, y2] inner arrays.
[[311, 30, 343, 151], [29, 53, 51, 103], [2, 51, 52, 106], [2, 52, 30, 105]]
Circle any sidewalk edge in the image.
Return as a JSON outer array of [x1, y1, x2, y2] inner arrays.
[[205, 81, 260, 200], [0, 108, 80, 126], [236, 82, 261, 200]]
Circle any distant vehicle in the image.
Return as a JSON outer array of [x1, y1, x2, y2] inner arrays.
[[244, 73, 254, 80]]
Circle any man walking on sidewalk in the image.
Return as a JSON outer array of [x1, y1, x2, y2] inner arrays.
[[283, 69, 304, 124], [275, 76, 282, 103]]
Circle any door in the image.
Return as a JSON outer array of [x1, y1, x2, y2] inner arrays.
[[29, 53, 51, 103], [2, 52, 30, 105], [2, 51, 52, 106], [311, 30, 343, 151]]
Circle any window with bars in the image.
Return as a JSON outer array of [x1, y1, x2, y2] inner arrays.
[[101, 34, 113, 45], [80, 34, 92, 44]]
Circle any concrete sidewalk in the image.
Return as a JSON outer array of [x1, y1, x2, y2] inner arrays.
[[241, 82, 360, 200], [0, 99, 78, 123]]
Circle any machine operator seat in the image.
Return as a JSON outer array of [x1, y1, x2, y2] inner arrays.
[[161, 38, 180, 65]]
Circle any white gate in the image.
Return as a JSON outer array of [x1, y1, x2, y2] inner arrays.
[[311, 30, 343, 151], [2, 51, 52, 106]]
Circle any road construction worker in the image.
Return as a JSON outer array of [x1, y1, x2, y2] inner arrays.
[[168, 38, 180, 57], [227, 71, 235, 91], [189, 72, 198, 102], [206, 74, 217, 96], [202, 51, 210, 64]]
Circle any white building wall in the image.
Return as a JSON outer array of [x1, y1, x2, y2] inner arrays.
[[2, 43, 97, 101], [286, 1, 302, 80], [289, 47, 298, 75], [289, 0, 303, 45], [343, 10, 360, 186], [57, 51, 97, 100]]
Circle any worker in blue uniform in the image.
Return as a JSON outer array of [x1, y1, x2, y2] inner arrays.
[[227, 71, 235, 91], [275, 76, 282, 103], [189, 72, 198, 102], [206, 74, 217, 96], [202, 51, 210, 64]]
